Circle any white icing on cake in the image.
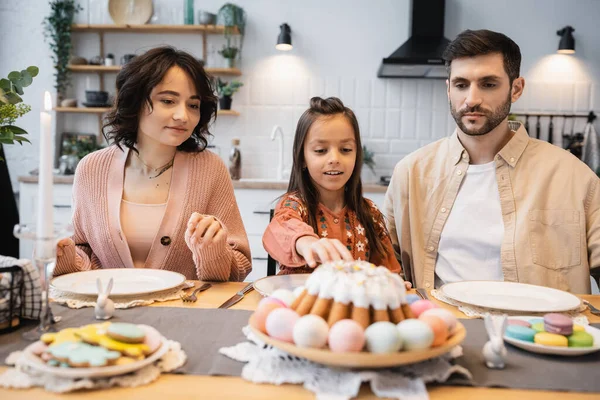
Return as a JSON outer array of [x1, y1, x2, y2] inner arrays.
[[302, 260, 406, 309]]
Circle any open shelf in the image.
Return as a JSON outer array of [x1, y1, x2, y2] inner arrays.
[[217, 110, 241, 116], [71, 24, 239, 34], [68, 65, 242, 76], [55, 107, 110, 113], [55, 107, 240, 116]]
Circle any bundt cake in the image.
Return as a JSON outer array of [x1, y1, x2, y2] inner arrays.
[[290, 260, 414, 329]]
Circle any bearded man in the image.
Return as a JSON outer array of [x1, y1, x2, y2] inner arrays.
[[383, 29, 600, 293]]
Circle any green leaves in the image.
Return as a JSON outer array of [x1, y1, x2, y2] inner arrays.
[[216, 78, 243, 97], [0, 66, 37, 150], [0, 67, 38, 105], [43, 0, 82, 99]]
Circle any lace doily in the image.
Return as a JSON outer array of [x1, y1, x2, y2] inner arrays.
[[430, 289, 590, 325], [219, 326, 472, 400], [49, 281, 194, 309], [0, 340, 186, 393]]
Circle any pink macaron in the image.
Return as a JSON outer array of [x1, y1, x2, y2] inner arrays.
[[543, 313, 573, 336]]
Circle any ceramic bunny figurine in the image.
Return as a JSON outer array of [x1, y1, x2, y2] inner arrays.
[[482, 313, 508, 369], [95, 278, 115, 320]]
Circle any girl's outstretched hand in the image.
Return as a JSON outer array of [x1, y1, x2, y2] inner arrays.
[[185, 212, 226, 251], [295, 236, 353, 268]]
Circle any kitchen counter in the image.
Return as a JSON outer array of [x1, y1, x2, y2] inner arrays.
[[18, 176, 390, 193]]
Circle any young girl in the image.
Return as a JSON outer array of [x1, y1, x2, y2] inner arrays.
[[263, 97, 402, 276], [54, 46, 251, 281]]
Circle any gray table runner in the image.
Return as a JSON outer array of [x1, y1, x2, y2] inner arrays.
[[1, 305, 599, 392]]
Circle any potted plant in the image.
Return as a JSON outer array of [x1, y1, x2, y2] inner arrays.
[[216, 3, 246, 68], [0, 66, 39, 158], [43, 0, 82, 101], [216, 78, 243, 110], [218, 45, 239, 68]]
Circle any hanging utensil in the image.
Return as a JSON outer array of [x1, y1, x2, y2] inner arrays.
[[561, 117, 570, 149], [536, 116, 541, 139], [548, 116, 554, 144]]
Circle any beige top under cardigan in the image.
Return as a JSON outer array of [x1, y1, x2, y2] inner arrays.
[[384, 121, 600, 294], [120, 199, 167, 269]]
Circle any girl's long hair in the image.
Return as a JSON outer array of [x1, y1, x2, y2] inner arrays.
[[287, 96, 386, 260]]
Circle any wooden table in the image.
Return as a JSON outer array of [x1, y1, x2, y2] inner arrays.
[[1, 283, 599, 400]]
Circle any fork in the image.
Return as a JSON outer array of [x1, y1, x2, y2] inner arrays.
[[583, 299, 600, 316], [180, 283, 212, 302]]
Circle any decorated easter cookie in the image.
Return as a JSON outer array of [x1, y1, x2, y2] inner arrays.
[[41, 328, 82, 347], [107, 322, 146, 344], [77, 323, 150, 357], [138, 325, 163, 354], [46, 341, 121, 367]]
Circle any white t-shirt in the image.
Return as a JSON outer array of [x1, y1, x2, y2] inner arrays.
[[434, 161, 504, 288]]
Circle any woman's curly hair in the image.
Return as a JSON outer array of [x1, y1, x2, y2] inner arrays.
[[103, 46, 218, 152]]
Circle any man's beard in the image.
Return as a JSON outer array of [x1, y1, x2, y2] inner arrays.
[[450, 91, 512, 136]]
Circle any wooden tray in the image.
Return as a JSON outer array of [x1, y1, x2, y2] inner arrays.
[[249, 321, 466, 368]]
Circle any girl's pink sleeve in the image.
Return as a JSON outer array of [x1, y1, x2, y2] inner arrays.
[[262, 196, 318, 267]]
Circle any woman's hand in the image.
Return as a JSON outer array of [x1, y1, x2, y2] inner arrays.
[[404, 281, 412, 290], [185, 212, 226, 251], [295, 236, 353, 268], [56, 238, 74, 257]]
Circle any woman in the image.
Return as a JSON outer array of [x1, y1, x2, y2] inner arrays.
[[55, 46, 252, 281]]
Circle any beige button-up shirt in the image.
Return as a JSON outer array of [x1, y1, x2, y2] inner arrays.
[[384, 122, 600, 294]]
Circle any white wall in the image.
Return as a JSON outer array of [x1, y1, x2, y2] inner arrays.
[[1, 0, 599, 188]]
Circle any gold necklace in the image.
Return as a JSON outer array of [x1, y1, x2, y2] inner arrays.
[[135, 152, 175, 180]]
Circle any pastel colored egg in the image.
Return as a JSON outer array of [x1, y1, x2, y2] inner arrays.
[[531, 322, 546, 333], [265, 308, 300, 342], [258, 296, 288, 309], [420, 308, 457, 333], [534, 332, 568, 347], [409, 300, 437, 317], [252, 302, 285, 333], [568, 331, 594, 347], [365, 322, 403, 353], [573, 325, 585, 332], [396, 319, 434, 350], [505, 325, 536, 342], [405, 294, 421, 305], [543, 313, 573, 336], [507, 319, 531, 328], [328, 319, 365, 353], [293, 315, 329, 349], [271, 289, 296, 307], [418, 315, 448, 347]]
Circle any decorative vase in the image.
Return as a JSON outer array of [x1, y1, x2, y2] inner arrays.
[[225, 57, 235, 68], [219, 95, 232, 110]]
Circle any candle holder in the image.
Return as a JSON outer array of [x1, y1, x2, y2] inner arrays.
[[13, 223, 73, 341]]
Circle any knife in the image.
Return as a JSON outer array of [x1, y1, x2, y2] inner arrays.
[[416, 287, 430, 300], [218, 282, 255, 309]]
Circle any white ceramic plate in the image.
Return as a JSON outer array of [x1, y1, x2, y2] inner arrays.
[[50, 269, 186, 296], [440, 281, 581, 312], [253, 274, 311, 297], [21, 335, 169, 378], [503, 316, 600, 356]]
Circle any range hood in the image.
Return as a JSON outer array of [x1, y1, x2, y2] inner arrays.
[[378, 0, 450, 79]]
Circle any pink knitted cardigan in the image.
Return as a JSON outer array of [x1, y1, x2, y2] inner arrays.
[[54, 145, 252, 281]]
